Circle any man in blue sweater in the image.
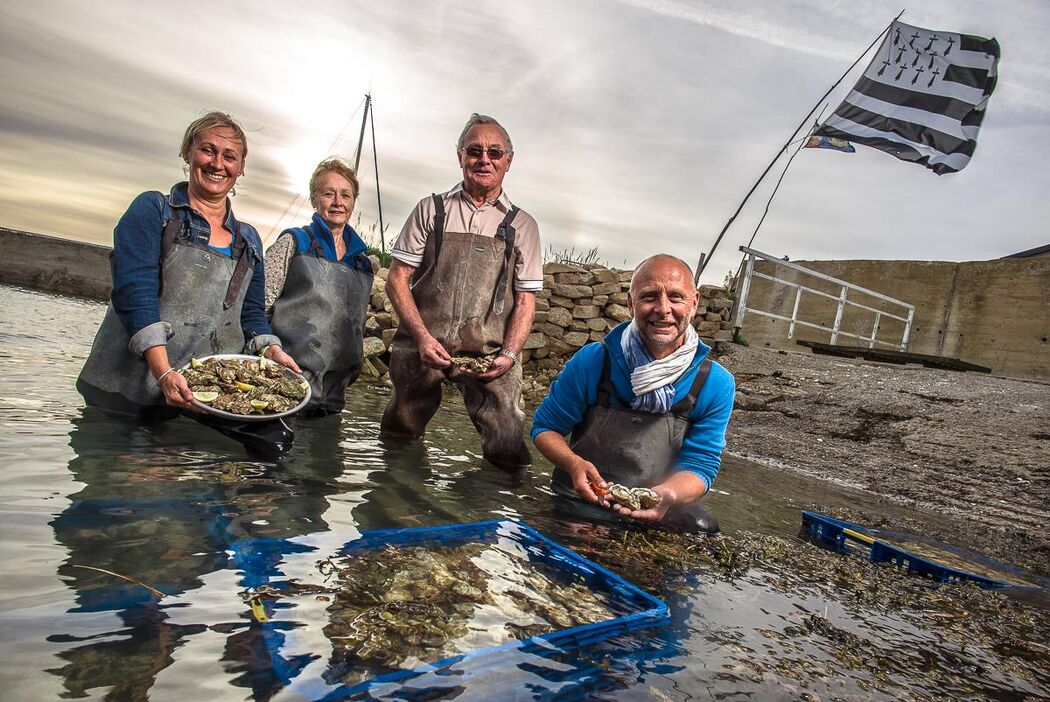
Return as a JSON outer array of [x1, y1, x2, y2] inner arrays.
[[531, 255, 735, 533]]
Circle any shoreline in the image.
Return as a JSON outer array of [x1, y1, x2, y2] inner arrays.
[[716, 343, 1050, 578]]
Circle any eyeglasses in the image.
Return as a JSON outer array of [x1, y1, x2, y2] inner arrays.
[[461, 145, 508, 161]]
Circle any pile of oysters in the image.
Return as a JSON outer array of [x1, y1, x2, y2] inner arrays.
[[263, 542, 612, 676], [449, 353, 497, 374]]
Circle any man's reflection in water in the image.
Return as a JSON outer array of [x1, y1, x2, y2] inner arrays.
[[49, 409, 345, 700], [348, 432, 541, 532]]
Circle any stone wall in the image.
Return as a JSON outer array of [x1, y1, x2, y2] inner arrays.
[[0, 229, 739, 387], [736, 257, 1050, 380], [359, 259, 736, 391]]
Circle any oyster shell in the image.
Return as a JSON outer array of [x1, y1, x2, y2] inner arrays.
[[606, 483, 662, 512], [450, 354, 497, 374]]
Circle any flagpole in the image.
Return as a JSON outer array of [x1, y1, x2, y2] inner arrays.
[[369, 97, 386, 252], [694, 10, 904, 284], [353, 93, 372, 173]]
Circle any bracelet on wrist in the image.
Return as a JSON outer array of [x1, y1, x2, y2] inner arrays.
[[499, 349, 519, 365], [156, 367, 177, 383]]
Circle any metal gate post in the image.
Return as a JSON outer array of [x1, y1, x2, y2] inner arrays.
[[788, 287, 802, 339], [831, 286, 847, 345], [733, 253, 756, 330], [901, 308, 915, 351]]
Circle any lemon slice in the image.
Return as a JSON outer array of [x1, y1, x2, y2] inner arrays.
[[193, 391, 219, 404], [250, 400, 269, 411], [190, 357, 204, 369], [234, 381, 255, 392]]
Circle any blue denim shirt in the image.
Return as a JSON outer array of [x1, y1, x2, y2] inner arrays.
[[111, 182, 280, 355]]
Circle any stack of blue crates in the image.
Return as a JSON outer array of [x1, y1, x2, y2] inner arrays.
[[800, 510, 1045, 590]]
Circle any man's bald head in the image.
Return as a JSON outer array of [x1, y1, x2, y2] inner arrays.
[[627, 254, 700, 358], [630, 255, 696, 296]]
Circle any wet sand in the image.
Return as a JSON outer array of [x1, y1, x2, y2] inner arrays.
[[717, 344, 1050, 578]]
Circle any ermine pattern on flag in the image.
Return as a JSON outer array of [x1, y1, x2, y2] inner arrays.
[[814, 20, 999, 174]]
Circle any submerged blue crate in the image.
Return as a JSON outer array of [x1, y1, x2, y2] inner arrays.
[[229, 518, 670, 699], [800, 510, 1047, 591]]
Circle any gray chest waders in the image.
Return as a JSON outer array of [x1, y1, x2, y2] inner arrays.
[[268, 227, 373, 414], [77, 217, 252, 415], [382, 194, 531, 472], [392, 194, 519, 355], [551, 344, 719, 533]]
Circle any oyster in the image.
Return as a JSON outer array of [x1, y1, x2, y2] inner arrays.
[[183, 368, 218, 386], [274, 378, 308, 401], [211, 393, 256, 414], [636, 487, 662, 509], [450, 354, 497, 374], [252, 393, 297, 413], [607, 483, 641, 511], [606, 483, 662, 512]]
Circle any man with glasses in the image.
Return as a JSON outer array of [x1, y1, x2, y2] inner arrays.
[[382, 114, 542, 474]]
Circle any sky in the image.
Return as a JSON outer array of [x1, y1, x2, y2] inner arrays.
[[1, 0, 1047, 283]]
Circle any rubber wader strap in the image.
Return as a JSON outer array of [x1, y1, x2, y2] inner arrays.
[[223, 228, 252, 310], [430, 193, 445, 271], [668, 357, 714, 417], [304, 224, 326, 258], [491, 206, 519, 316], [595, 342, 619, 407], [156, 217, 184, 298]]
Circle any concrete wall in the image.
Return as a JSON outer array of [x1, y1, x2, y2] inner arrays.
[[738, 257, 1050, 379], [0, 227, 111, 300]]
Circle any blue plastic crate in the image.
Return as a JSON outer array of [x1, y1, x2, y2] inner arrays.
[[228, 518, 670, 699], [800, 510, 1046, 590]]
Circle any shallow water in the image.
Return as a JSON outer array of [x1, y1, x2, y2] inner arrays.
[[0, 284, 1046, 701]]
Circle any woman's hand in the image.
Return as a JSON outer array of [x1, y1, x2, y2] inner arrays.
[[145, 345, 197, 411], [265, 345, 302, 374], [157, 369, 198, 410]]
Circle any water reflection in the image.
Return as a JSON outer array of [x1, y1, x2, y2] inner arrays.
[[46, 387, 562, 700], [49, 408, 357, 699]]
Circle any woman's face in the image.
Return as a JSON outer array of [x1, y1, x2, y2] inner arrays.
[[186, 126, 245, 200], [311, 171, 356, 230]]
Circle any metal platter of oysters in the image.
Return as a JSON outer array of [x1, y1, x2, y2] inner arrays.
[[178, 354, 311, 420]]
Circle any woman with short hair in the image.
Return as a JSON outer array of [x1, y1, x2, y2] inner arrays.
[[264, 157, 374, 416]]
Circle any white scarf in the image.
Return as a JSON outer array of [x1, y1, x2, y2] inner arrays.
[[619, 320, 699, 413]]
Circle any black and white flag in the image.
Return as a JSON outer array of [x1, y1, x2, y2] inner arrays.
[[813, 20, 1000, 175]]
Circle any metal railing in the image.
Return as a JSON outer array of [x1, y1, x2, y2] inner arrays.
[[733, 246, 915, 350]]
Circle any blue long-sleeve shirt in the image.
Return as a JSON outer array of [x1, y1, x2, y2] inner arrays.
[[110, 183, 278, 355], [531, 322, 736, 490]]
